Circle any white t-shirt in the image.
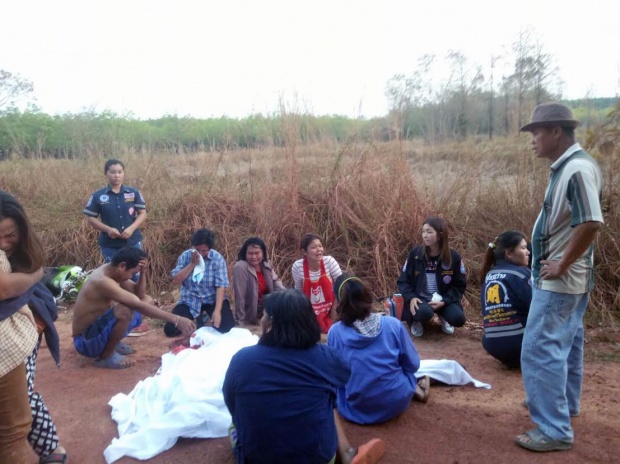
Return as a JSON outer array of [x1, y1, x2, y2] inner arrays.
[[291, 256, 343, 291]]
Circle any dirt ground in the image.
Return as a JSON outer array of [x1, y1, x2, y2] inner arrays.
[[33, 311, 620, 464]]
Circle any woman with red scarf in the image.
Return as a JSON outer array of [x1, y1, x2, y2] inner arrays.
[[291, 234, 343, 333]]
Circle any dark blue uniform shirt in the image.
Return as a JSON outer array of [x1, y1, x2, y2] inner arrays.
[[83, 185, 146, 248]]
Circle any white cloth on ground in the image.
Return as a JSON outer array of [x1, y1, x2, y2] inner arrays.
[[103, 327, 258, 464], [417, 359, 491, 389]]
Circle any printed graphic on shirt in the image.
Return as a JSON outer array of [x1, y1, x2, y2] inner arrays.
[[99, 194, 109, 203], [460, 260, 466, 274], [483, 279, 518, 327], [443, 275, 452, 284], [128, 207, 135, 216], [86, 195, 93, 207], [426, 257, 438, 273], [486, 284, 501, 304], [124, 192, 135, 202], [310, 286, 326, 305]]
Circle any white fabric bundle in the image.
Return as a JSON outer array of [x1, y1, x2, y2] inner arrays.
[[103, 327, 258, 464], [417, 359, 491, 389]]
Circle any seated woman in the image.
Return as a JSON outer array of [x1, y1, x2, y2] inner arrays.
[[328, 274, 429, 425], [232, 237, 284, 326], [397, 217, 466, 337], [223, 289, 385, 464], [291, 233, 343, 334], [480, 231, 532, 368]]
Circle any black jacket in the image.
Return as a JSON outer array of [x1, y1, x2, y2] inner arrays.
[[397, 245, 466, 306]]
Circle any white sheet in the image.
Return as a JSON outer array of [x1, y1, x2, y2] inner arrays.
[[417, 359, 491, 389], [103, 327, 258, 464]]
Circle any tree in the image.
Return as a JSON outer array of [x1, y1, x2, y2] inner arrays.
[[0, 70, 34, 110]]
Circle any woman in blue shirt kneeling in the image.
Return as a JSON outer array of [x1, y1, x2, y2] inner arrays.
[[328, 274, 430, 425], [480, 230, 532, 368]]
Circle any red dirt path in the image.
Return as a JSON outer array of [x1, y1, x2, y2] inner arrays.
[[34, 312, 620, 464]]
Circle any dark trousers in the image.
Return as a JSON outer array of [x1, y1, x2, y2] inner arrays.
[[164, 299, 236, 337], [401, 301, 466, 327], [482, 335, 523, 368]]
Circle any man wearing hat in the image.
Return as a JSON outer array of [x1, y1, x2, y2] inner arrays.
[[516, 103, 604, 452]]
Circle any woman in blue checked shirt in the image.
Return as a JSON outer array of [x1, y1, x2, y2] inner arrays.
[[164, 228, 235, 337]]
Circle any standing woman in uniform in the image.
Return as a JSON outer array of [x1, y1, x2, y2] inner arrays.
[[83, 159, 148, 332], [397, 217, 467, 337], [291, 234, 343, 334], [83, 159, 147, 263]]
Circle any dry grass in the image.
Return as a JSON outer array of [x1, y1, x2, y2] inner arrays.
[[1, 136, 618, 326]]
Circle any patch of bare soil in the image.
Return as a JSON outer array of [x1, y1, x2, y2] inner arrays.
[[35, 312, 620, 463]]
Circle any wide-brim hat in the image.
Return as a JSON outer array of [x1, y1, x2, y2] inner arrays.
[[520, 102, 580, 132]]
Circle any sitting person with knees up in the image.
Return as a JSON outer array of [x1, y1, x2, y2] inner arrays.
[[328, 274, 429, 425], [164, 228, 235, 337], [397, 217, 466, 337], [480, 231, 532, 368], [224, 289, 385, 464], [72, 247, 195, 369], [232, 237, 284, 327]]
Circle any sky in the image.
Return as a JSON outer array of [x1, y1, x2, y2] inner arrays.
[[2, 0, 619, 119]]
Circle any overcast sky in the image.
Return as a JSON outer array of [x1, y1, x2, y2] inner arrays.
[[2, 0, 619, 119]]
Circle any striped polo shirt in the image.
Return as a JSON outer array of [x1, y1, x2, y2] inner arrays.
[[531, 143, 604, 294]]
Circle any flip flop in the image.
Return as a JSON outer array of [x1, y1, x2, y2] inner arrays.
[[115, 342, 135, 355], [514, 428, 572, 452], [94, 351, 134, 369], [351, 438, 386, 464], [40, 452, 68, 464]]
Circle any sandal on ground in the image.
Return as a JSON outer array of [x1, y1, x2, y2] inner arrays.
[[414, 376, 431, 403], [115, 342, 135, 355], [40, 451, 68, 464], [514, 428, 572, 452], [94, 351, 134, 369], [351, 438, 386, 464]]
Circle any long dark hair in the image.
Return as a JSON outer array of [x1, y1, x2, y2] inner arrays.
[[423, 217, 452, 266], [0, 190, 44, 273], [259, 289, 320, 349], [237, 236, 268, 262], [333, 273, 373, 326], [480, 230, 528, 281]]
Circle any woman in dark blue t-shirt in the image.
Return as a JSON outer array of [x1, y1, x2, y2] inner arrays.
[[223, 289, 385, 464]]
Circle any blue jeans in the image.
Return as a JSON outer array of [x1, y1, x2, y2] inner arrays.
[[521, 288, 588, 442], [100, 242, 142, 283]]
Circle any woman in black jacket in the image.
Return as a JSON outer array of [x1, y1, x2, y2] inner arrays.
[[397, 217, 466, 337], [480, 230, 532, 368]]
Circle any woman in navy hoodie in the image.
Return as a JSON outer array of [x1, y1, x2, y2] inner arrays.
[[327, 274, 430, 425], [480, 230, 532, 368]]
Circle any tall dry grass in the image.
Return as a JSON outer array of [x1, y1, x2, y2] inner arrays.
[[1, 136, 618, 326]]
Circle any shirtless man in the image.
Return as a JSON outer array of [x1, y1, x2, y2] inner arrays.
[[72, 246, 195, 369]]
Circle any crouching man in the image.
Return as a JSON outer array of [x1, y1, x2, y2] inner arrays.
[[72, 246, 195, 369]]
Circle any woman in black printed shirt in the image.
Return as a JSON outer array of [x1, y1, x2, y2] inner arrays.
[[397, 217, 467, 337]]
